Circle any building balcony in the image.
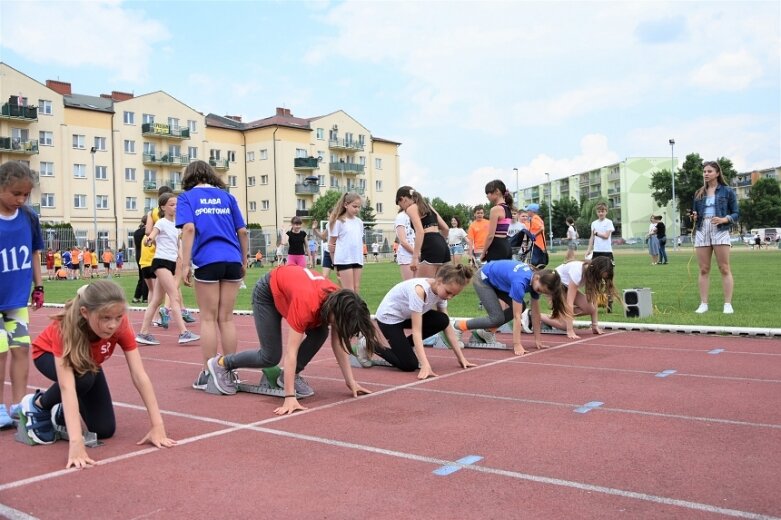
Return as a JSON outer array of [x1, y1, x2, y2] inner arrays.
[[589, 190, 601, 198], [0, 137, 39, 154], [209, 158, 229, 171], [141, 123, 190, 140], [333, 185, 365, 195], [733, 178, 752, 187], [329, 162, 365, 175], [163, 180, 183, 193], [295, 210, 310, 217], [607, 188, 619, 195], [608, 172, 620, 181], [295, 183, 320, 195], [0, 103, 37, 121], [294, 157, 320, 170], [143, 181, 159, 192], [328, 139, 365, 152], [143, 154, 191, 167]]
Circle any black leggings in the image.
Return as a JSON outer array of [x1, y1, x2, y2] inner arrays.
[[376, 310, 449, 371], [34, 352, 116, 439]]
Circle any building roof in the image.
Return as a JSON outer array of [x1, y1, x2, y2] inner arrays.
[[372, 136, 401, 145], [63, 93, 114, 113]]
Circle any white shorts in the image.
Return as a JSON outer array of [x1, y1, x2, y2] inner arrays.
[[695, 219, 731, 247]]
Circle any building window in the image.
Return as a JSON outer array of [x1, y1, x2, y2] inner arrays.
[[261, 200, 270, 211], [143, 113, 155, 124], [123, 111, 135, 125], [94, 136, 107, 151], [168, 144, 181, 157], [316, 128, 324, 140], [74, 194, 87, 208], [209, 149, 221, 160], [375, 158, 382, 169], [246, 151, 255, 162], [96, 195, 109, 210], [188, 146, 197, 159], [144, 169, 156, 183], [375, 180, 383, 191], [168, 117, 180, 130], [41, 193, 55, 208], [39, 131, 53, 146], [296, 199, 306, 210], [247, 176, 256, 187], [124, 140, 135, 153], [227, 150, 236, 162], [188, 120, 197, 133], [95, 165, 108, 180], [358, 134, 365, 146], [72, 134, 85, 149], [296, 148, 307, 158], [125, 168, 136, 181], [249, 201, 257, 212], [345, 132, 354, 145], [317, 150, 325, 162], [73, 164, 86, 178], [259, 149, 268, 160], [330, 176, 339, 188], [39, 162, 54, 177], [318, 175, 325, 186], [376, 202, 383, 213], [359, 156, 366, 166], [228, 176, 237, 187], [260, 175, 268, 185], [144, 197, 154, 212], [38, 100, 52, 115], [143, 142, 156, 155], [125, 197, 137, 210]]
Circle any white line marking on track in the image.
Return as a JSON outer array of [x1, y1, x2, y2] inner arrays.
[[0, 504, 39, 520]]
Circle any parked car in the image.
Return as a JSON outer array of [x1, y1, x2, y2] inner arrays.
[[625, 238, 640, 245], [612, 237, 625, 246]]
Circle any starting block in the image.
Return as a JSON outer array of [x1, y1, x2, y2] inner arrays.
[[429, 330, 510, 350], [206, 366, 311, 399], [15, 412, 101, 447]]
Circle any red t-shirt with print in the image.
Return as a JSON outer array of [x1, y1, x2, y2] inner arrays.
[[269, 266, 338, 334], [32, 315, 137, 364]]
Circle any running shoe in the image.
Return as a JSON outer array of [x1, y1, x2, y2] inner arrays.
[[207, 356, 237, 395], [354, 336, 373, 368], [723, 303, 734, 314], [277, 370, 315, 398], [472, 329, 496, 344], [521, 309, 532, 334], [136, 333, 160, 346], [159, 307, 170, 329], [0, 404, 12, 429], [51, 403, 67, 436], [20, 390, 56, 444], [181, 309, 196, 323], [178, 331, 200, 344], [695, 303, 709, 314]]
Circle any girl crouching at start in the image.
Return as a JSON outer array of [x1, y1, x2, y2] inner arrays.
[[21, 281, 175, 468]]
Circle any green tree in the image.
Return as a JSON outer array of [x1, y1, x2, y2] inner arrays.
[[309, 190, 343, 224], [550, 197, 580, 239], [360, 197, 377, 228], [739, 177, 781, 230]]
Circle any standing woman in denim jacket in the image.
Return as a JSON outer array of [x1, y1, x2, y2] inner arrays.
[[690, 161, 739, 314]]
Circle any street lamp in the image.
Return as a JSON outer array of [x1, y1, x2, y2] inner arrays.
[[545, 172, 553, 247], [90, 146, 98, 252], [669, 139, 676, 250], [513, 167, 519, 202]]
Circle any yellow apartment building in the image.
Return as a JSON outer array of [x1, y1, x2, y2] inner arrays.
[[0, 62, 401, 254]]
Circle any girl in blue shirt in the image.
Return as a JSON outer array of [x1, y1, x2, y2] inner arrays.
[[177, 160, 249, 389], [453, 260, 569, 355]]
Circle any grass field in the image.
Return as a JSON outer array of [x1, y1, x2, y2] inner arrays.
[[41, 246, 780, 329]]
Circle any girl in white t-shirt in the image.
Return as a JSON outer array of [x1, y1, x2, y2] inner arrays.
[[394, 204, 416, 280], [537, 256, 619, 338], [136, 193, 199, 345], [328, 192, 364, 292]]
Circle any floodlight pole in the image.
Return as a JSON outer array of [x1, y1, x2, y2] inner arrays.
[[669, 139, 676, 250]]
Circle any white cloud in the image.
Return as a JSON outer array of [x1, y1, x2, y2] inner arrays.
[[0, 1, 169, 83], [690, 50, 764, 91]]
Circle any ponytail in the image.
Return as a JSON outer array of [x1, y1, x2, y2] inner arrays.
[[536, 269, 571, 320]]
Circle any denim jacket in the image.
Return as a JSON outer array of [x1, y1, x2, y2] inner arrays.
[[692, 184, 739, 231]]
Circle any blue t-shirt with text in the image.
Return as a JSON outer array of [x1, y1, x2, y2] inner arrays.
[[480, 259, 539, 303], [0, 208, 44, 310]]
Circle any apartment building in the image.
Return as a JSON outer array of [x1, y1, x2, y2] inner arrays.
[[518, 157, 677, 239], [0, 63, 401, 251]]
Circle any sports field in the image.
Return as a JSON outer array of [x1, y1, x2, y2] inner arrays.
[[41, 246, 781, 329]]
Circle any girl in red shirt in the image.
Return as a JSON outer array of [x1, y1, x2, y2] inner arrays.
[[207, 265, 380, 416], [21, 280, 175, 468]]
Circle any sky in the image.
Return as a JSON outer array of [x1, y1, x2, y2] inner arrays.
[[1, 0, 779, 205]]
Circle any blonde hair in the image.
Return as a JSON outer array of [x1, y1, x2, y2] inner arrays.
[[52, 281, 127, 375], [329, 192, 362, 228]]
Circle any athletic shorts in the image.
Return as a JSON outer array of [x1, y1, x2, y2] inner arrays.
[[103, 262, 110, 269], [335, 263, 363, 272], [695, 219, 731, 247], [91, 264, 98, 269], [287, 254, 307, 268], [322, 251, 333, 269], [194, 261, 243, 283], [141, 266, 156, 279], [151, 258, 177, 275], [0, 307, 30, 354], [420, 232, 451, 264]]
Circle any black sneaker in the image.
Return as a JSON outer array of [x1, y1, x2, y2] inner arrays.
[[20, 390, 56, 444], [51, 403, 67, 437]]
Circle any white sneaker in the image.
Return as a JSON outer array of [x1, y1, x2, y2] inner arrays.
[[472, 329, 496, 344], [521, 309, 532, 333], [695, 303, 709, 314], [723, 303, 734, 314], [355, 336, 373, 368]]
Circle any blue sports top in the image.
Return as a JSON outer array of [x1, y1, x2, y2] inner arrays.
[[176, 186, 246, 268], [0, 208, 43, 310], [479, 259, 539, 303]]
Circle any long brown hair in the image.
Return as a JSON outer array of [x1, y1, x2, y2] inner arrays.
[[182, 159, 226, 190], [582, 256, 620, 306], [535, 269, 571, 320], [52, 281, 127, 375], [435, 263, 474, 287], [320, 289, 380, 355], [396, 185, 435, 219]]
